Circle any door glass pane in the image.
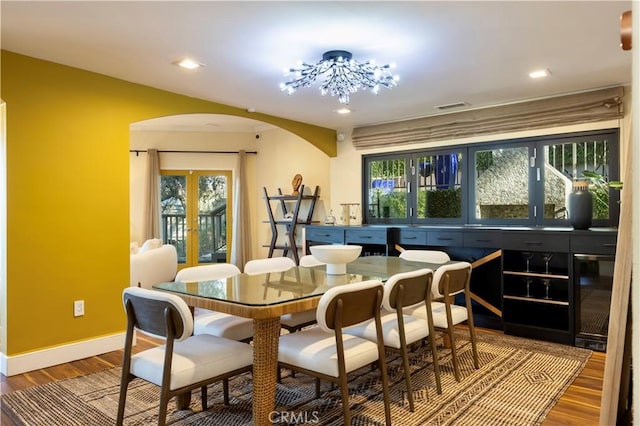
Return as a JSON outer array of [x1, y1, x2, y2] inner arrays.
[[160, 175, 187, 263], [197, 174, 228, 263], [475, 146, 529, 219], [368, 158, 407, 219], [545, 138, 611, 220], [416, 153, 462, 219]]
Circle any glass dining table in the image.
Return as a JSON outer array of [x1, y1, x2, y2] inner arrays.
[[153, 255, 450, 426]]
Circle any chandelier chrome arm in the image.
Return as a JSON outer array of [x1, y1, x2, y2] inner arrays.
[[280, 50, 399, 104]]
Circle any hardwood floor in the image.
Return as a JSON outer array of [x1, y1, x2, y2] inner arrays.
[[0, 330, 605, 425]]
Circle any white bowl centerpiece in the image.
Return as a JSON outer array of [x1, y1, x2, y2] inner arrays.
[[309, 244, 362, 275]]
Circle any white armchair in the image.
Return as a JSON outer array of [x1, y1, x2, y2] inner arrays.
[[130, 242, 178, 288]]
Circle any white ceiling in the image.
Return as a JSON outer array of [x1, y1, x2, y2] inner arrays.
[[1, 1, 632, 134]]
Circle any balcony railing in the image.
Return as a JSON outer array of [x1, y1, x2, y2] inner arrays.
[[161, 204, 227, 263]]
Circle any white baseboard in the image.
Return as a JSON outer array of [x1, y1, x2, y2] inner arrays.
[[0, 332, 127, 376]]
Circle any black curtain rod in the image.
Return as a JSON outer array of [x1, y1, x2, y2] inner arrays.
[[130, 149, 257, 156]]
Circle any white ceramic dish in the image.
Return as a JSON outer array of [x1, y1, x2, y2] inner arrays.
[[309, 244, 362, 275]]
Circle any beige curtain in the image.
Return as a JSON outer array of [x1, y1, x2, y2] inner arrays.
[[599, 110, 633, 425], [352, 86, 625, 149], [144, 148, 161, 239], [230, 150, 252, 270]]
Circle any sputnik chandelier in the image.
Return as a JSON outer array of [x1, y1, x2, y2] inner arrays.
[[280, 50, 399, 104]]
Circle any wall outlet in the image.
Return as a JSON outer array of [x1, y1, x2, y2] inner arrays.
[[74, 300, 85, 317]]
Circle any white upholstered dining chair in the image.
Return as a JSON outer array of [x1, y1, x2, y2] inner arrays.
[[407, 261, 479, 381], [243, 256, 296, 274], [277, 280, 392, 425], [116, 287, 253, 426], [399, 249, 451, 265], [298, 254, 325, 267], [245, 257, 317, 332], [346, 268, 442, 411], [175, 264, 254, 342]]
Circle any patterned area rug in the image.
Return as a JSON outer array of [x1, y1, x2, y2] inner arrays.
[[1, 331, 591, 425]]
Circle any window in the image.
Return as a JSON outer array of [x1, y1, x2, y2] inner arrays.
[[470, 143, 533, 224], [366, 155, 407, 221], [364, 149, 466, 225], [160, 170, 232, 265], [415, 151, 464, 222], [362, 128, 619, 227]]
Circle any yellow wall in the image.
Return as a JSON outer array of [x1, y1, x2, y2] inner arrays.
[[0, 50, 335, 356]]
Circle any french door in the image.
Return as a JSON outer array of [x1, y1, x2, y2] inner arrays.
[[160, 170, 232, 267]]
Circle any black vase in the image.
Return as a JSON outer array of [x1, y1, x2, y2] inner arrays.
[[569, 182, 593, 230]]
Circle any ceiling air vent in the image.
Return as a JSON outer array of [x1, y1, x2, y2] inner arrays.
[[434, 101, 469, 111]]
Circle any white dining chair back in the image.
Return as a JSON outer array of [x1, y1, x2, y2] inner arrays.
[[419, 261, 479, 381], [244, 257, 296, 275], [278, 280, 392, 425], [347, 269, 442, 411], [175, 264, 253, 343], [245, 256, 315, 332], [431, 260, 468, 300], [298, 255, 325, 267], [399, 249, 451, 264], [116, 287, 253, 426], [175, 263, 240, 282]]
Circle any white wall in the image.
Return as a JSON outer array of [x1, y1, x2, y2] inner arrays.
[[129, 126, 331, 261]]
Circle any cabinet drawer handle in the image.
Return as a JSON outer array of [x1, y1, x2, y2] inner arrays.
[[524, 241, 542, 246], [437, 237, 453, 241], [404, 236, 417, 240], [476, 239, 491, 243], [603, 243, 616, 247], [361, 236, 372, 239], [317, 233, 331, 237]]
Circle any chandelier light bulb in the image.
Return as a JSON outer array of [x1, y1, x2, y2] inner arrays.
[[280, 50, 399, 104]]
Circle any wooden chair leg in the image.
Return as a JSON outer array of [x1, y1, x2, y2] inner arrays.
[[428, 332, 442, 394], [378, 355, 392, 426], [176, 391, 191, 410], [158, 393, 169, 426], [448, 326, 461, 382], [116, 381, 128, 426], [468, 324, 480, 369], [401, 348, 415, 411], [201, 385, 208, 410], [339, 377, 351, 426], [223, 379, 230, 405]]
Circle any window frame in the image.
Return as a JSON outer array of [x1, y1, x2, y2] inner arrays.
[[362, 152, 410, 225], [361, 128, 620, 227], [409, 148, 468, 225]]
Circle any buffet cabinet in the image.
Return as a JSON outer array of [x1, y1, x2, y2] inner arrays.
[[304, 225, 391, 256], [304, 224, 618, 346], [501, 231, 573, 344]]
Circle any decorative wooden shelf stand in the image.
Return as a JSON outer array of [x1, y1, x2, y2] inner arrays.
[[263, 185, 319, 264]]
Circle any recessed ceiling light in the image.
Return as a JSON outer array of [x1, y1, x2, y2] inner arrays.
[[174, 58, 204, 70], [529, 69, 550, 79], [334, 108, 351, 114]]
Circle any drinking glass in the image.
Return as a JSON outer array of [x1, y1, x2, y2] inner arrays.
[[522, 252, 534, 272], [542, 279, 552, 299], [542, 253, 553, 274], [525, 277, 533, 297]]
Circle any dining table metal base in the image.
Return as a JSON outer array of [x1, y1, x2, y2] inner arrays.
[[252, 316, 282, 425]]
